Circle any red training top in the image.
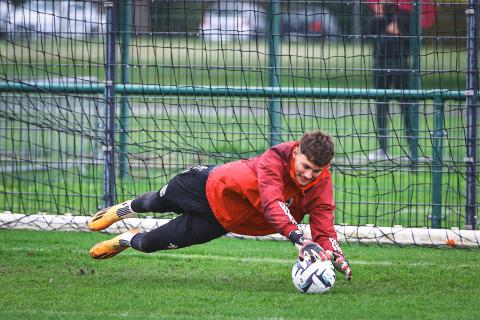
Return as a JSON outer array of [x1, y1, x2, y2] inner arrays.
[[205, 141, 342, 254]]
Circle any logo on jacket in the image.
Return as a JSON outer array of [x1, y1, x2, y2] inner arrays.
[[159, 184, 168, 197], [278, 201, 297, 225]]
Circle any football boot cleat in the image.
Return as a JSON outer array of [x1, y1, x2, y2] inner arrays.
[[89, 229, 140, 259], [88, 200, 135, 231]]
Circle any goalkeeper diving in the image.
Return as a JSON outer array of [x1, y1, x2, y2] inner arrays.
[[87, 130, 352, 281]]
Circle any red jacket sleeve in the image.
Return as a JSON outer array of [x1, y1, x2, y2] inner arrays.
[[303, 172, 343, 254], [257, 148, 299, 238]]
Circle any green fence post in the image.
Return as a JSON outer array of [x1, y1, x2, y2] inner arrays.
[[103, 1, 117, 207], [268, 0, 282, 146], [465, 0, 478, 230], [409, 0, 421, 164], [431, 96, 444, 228], [119, 0, 131, 182]]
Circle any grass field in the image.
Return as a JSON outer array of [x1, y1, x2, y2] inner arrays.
[[1, 229, 479, 320]]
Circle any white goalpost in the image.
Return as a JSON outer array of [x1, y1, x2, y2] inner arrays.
[[2, 212, 479, 248]]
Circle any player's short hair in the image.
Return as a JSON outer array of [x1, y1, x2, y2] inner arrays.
[[299, 130, 334, 166]]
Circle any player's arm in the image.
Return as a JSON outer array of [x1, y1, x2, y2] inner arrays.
[[257, 148, 299, 238], [309, 207, 352, 281], [307, 177, 352, 281], [287, 229, 329, 263]]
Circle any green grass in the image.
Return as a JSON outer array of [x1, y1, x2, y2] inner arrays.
[[0, 229, 479, 320]]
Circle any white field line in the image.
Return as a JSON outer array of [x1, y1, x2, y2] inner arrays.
[[0, 246, 473, 269]]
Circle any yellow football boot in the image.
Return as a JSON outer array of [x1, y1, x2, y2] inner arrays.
[[89, 229, 140, 259], [87, 200, 134, 231]]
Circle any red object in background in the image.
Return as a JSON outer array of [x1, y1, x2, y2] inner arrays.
[[366, 0, 436, 30], [310, 20, 323, 33]]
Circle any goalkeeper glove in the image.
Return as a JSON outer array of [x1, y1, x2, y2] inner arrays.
[[288, 230, 328, 263], [288, 230, 309, 249], [298, 241, 329, 263], [326, 250, 353, 281]]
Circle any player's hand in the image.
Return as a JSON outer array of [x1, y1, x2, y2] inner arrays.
[[298, 241, 329, 263], [386, 21, 400, 35], [326, 250, 352, 281], [288, 230, 327, 262], [288, 230, 310, 249]]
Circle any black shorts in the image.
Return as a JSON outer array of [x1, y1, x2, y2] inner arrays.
[[130, 165, 227, 252]]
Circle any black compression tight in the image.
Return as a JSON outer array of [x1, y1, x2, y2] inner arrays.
[[128, 166, 227, 253]]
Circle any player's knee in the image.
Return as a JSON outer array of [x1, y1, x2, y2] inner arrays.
[[131, 191, 161, 213], [130, 233, 157, 253]]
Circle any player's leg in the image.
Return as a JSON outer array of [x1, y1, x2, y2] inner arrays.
[[89, 228, 140, 259], [89, 213, 226, 259], [396, 60, 417, 161], [88, 166, 214, 231], [158, 165, 215, 217], [87, 199, 136, 231], [131, 213, 226, 252], [371, 62, 389, 159], [87, 175, 188, 232], [89, 165, 223, 258], [87, 191, 174, 231], [130, 165, 222, 252], [376, 97, 389, 154]]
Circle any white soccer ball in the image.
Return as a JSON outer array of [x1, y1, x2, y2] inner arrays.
[[291, 258, 336, 294]]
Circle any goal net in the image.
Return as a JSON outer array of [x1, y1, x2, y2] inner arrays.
[[0, 0, 478, 247]]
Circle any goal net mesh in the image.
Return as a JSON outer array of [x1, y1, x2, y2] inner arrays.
[[0, 0, 478, 247]]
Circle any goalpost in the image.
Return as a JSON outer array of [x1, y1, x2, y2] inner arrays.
[[1, 212, 480, 248], [0, 0, 478, 248]]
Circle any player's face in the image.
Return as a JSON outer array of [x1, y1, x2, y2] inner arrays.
[[292, 147, 323, 186]]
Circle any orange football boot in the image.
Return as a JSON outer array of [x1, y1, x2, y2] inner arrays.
[[88, 200, 134, 231], [89, 229, 140, 259]]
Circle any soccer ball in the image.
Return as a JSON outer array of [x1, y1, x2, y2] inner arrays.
[[291, 258, 336, 294]]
